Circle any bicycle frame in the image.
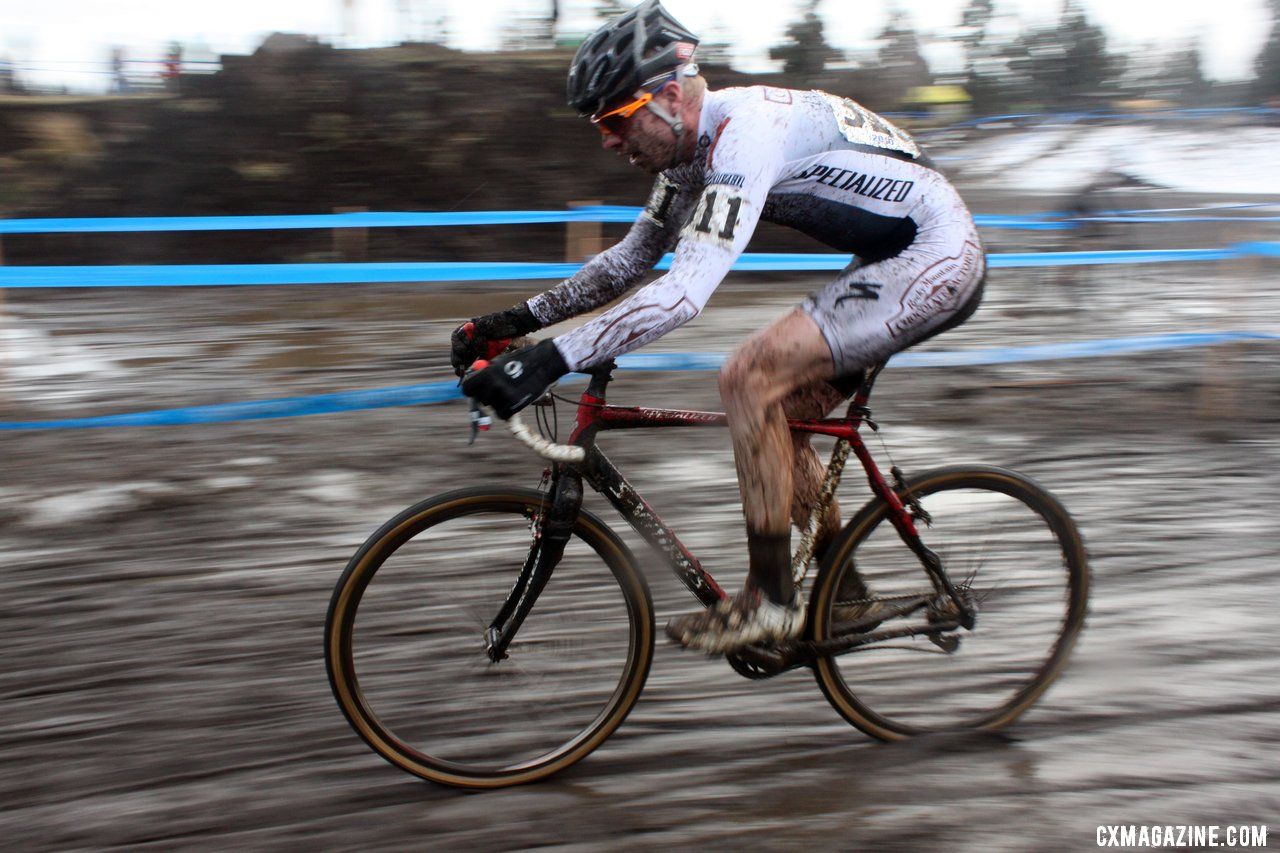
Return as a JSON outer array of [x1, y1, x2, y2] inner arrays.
[[484, 360, 972, 665]]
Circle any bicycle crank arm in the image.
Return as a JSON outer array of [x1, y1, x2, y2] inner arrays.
[[728, 643, 809, 677]]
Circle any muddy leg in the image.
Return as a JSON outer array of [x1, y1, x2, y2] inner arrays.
[[781, 382, 847, 559], [782, 382, 872, 600], [720, 310, 837, 603]]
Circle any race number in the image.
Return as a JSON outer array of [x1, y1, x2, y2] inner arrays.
[[682, 187, 745, 250], [641, 174, 681, 226], [822, 93, 921, 159]]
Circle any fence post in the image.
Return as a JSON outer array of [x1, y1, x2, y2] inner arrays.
[[565, 200, 604, 262], [1198, 222, 1243, 421], [332, 206, 368, 262]]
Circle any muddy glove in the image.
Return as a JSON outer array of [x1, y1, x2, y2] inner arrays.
[[450, 303, 542, 378], [461, 339, 569, 420]]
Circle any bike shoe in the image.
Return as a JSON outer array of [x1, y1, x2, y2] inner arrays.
[[665, 586, 805, 654]]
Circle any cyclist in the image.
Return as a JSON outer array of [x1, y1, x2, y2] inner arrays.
[[456, 0, 985, 653]]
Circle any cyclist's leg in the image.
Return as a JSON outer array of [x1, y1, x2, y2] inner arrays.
[[718, 309, 839, 605], [781, 381, 848, 559], [670, 230, 985, 651], [806, 242, 985, 382], [665, 314, 835, 652], [802, 238, 985, 606]]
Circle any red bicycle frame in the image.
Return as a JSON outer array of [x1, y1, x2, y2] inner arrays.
[[551, 361, 936, 608], [482, 359, 969, 665]]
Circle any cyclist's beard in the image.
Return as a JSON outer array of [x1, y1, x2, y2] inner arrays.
[[627, 130, 679, 175]]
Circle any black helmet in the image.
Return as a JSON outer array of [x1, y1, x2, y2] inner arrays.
[[567, 0, 700, 117]]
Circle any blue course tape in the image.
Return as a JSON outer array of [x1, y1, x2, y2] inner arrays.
[[1238, 241, 1280, 258], [3, 331, 1276, 431], [0, 208, 644, 235], [987, 247, 1243, 268], [948, 107, 1280, 130], [1079, 215, 1280, 224], [973, 215, 1074, 230], [0, 262, 587, 287], [2, 206, 1270, 235], [3, 244, 1273, 288], [0, 382, 466, 430]]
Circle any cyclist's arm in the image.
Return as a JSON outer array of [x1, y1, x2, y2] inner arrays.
[[526, 176, 698, 327], [550, 112, 788, 371]]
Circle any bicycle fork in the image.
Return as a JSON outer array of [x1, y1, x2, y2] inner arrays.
[[484, 467, 583, 663]]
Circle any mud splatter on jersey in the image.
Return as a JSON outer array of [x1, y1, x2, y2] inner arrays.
[[535, 86, 981, 371]]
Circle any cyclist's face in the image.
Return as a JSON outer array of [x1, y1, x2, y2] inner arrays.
[[596, 84, 681, 174]]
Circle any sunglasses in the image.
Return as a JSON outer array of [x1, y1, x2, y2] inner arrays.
[[590, 91, 653, 136]]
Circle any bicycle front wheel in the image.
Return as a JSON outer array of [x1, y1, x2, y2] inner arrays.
[[325, 487, 654, 788], [811, 466, 1089, 739]]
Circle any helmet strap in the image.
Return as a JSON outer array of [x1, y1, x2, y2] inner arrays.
[[644, 77, 686, 138]]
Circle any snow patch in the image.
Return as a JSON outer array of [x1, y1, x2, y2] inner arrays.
[[0, 327, 120, 382], [24, 482, 177, 527], [951, 124, 1280, 194], [294, 471, 362, 504]]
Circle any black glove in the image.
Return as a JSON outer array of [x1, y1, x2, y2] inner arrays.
[[450, 304, 542, 378], [461, 339, 570, 419]]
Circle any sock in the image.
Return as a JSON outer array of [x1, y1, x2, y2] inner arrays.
[[746, 532, 793, 605]]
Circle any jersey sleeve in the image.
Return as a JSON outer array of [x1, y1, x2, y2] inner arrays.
[[551, 105, 790, 371], [526, 174, 699, 327]]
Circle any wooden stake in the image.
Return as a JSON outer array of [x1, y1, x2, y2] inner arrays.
[[565, 200, 604, 262], [332, 206, 368, 262]]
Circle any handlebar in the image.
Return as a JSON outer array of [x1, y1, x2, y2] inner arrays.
[[507, 410, 586, 463], [466, 348, 609, 464]]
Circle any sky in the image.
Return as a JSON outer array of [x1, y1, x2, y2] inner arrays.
[[0, 0, 1272, 91]]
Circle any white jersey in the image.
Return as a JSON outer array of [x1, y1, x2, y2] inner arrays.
[[529, 85, 981, 372]]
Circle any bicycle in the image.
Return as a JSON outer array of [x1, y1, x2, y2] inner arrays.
[[325, 359, 1089, 789]]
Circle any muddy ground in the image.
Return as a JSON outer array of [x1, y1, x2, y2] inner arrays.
[[1, 239, 1278, 850]]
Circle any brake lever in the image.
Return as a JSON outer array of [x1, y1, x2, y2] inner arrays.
[[464, 357, 492, 445], [468, 399, 491, 445]]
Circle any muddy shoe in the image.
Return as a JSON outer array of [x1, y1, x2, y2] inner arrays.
[[666, 587, 805, 654]]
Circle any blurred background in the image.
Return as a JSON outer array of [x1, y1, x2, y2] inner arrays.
[[0, 1, 1277, 848]]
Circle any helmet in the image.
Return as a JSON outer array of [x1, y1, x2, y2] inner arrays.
[[567, 0, 700, 117]]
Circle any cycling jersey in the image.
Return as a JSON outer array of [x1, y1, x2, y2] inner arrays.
[[528, 85, 985, 374]]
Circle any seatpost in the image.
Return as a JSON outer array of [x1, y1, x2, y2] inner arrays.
[[853, 362, 886, 409]]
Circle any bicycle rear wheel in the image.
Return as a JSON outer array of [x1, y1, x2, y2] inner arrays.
[[326, 487, 654, 788], [810, 466, 1088, 739]]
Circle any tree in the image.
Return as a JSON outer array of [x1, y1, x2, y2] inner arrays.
[[957, 0, 1024, 113], [1254, 0, 1280, 101], [1163, 41, 1212, 106], [874, 9, 932, 102], [769, 0, 841, 78], [1006, 0, 1123, 108], [593, 0, 629, 24], [499, 1, 558, 51], [959, 0, 995, 61], [697, 18, 734, 68]]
